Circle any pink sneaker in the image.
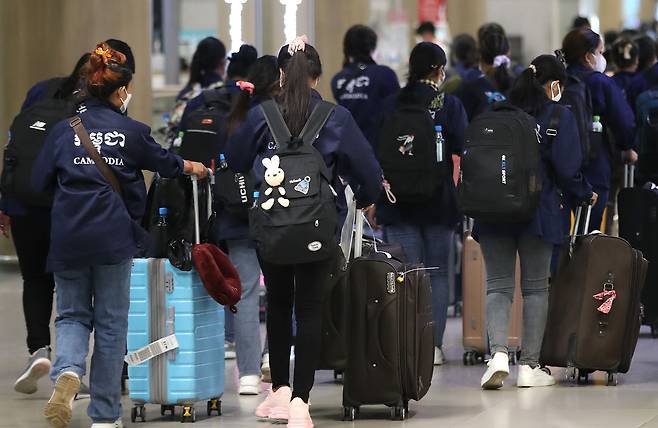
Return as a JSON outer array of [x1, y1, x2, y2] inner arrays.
[[255, 386, 291, 421], [287, 397, 313, 428]]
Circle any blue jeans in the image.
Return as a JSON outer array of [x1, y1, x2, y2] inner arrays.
[[226, 239, 262, 376], [479, 234, 552, 366], [384, 223, 452, 348], [50, 259, 131, 423]]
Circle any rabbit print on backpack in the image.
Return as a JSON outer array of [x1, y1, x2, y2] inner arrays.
[[261, 155, 290, 210]]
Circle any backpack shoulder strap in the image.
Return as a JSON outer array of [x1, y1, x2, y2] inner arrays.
[[299, 101, 335, 146], [260, 100, 292, 147]]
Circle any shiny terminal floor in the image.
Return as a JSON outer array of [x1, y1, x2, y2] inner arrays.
[[3, 264, 658, 428]]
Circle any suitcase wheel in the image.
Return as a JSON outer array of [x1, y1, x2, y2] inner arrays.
[[131, 405, 146, 423], [463, 351, 483, 366], [161, 405, 175, 418], [207, 399, 222, 416], [333, 370, 343, 381], [181, 405, 196, 423], [564, 367, 577, 382], [342, 406, 358, 421], [576, 370, 590, 385], [606, 372, 618, 387], [391, 405, 408, 421]]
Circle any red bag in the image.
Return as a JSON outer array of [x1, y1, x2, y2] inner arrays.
[[190, 175, 242, 312]]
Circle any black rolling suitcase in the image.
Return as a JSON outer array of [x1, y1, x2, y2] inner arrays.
[[618, 165, 658, 336], [540, 205, 648, 386], [342, 211, 434, 421]]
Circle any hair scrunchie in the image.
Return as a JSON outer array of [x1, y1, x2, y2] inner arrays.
[[528, 64, 537, 75], [236, 80, 255, 95], [493, 54, 511, 68]]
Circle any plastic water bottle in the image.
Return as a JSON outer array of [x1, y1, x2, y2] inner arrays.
[[592, 116, 603, 133], [157, 207, 168, 227], [219, 153, 229, 170], [252, 191, 260, 208], [435, 125, 445, 163]]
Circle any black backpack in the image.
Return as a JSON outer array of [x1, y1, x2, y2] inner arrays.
[[560, 73, 600, 166], [178, 88, 233, 166], [249, 100, 337, 264], [376, 94, 447, 203], [1, 79, 78, 207], [215, 163, 257, 219], [458, 103, 543, 223]]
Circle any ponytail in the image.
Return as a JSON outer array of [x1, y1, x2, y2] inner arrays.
[[277, 43, 322, 137], [509, 54, 567, 115], [479, 29, 512, 92]]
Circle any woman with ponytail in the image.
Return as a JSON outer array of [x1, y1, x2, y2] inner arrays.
[[330, 25, 400, 144], [374, 42, 467, 366], [226, 37, 382, 427], [32, 42, 207, 428], [561, 28, 637, 232], [611, 37, 639, 96], [456, 23, 516, 120], [475, 55, 594, 390]]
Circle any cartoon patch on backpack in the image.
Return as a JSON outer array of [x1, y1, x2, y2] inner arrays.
[[261, 155, 290, 210]]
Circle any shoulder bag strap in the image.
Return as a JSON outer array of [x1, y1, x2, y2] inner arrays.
[[299, 101, 335, 146], [545, 105, 562, 146], [260, 100, 292, 147], [69, 116, 123, 196]]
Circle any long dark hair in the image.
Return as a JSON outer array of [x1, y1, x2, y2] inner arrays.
[[635, 35, 657, 72], [58, 53, 91, 98], [343, 25, 377, 66], [399, 42, 446, 105], [452, 33, 478, 68], [561, 28, 601, 67], [227, 55, 279, 134], [276, 43, 322, 136], [187, 37, 226, 87], [509, 55, 566, 115], [479, 26, 512, 92]]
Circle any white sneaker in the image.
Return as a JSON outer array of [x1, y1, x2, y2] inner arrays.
[[239, 374, 261, 395], [91, 419, 123, 428], [44, 371, 80, 428], [225, 342, 236, 360], [261, 353, 271, 383], [434, 347, 444, 366], [480, 352, 510, 390], [517, 365, 556, 388]]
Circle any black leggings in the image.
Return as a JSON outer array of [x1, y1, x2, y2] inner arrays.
[[260, 257, 333, 403], [11, 211, 55, 354]]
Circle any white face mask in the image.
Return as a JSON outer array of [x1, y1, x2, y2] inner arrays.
[[119, 86, 132, 114], [591, 53, 607, 73], [551, 81, 562, 102]]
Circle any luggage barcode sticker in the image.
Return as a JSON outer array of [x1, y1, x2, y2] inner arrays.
[[124, 334, 179, 366]]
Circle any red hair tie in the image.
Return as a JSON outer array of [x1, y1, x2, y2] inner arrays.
[[236, 80, 255, 95]]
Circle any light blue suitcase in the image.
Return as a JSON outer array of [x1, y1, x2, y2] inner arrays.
[[127, 177, 224, 423]]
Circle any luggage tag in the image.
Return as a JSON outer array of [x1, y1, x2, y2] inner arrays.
[[124, 334, 179, 366]]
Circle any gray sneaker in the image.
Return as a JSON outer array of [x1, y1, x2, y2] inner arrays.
[[14, 347, 52, 394]]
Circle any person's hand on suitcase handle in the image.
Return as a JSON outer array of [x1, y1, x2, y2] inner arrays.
[[590, 192, 598, 207], [183, 160, 209, 179], [621, 149, 638, 164]]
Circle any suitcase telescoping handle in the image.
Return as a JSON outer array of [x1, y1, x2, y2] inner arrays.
[[569, 203, 593, 256], [190, 172, 213, 246], [624, 164, 635, 189]]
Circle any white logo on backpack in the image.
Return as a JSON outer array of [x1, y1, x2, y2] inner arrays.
[[308, 241, 322, 252], [29, 121, 47, 131]]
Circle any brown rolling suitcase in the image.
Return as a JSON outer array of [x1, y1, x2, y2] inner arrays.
[[462, 219, 523, 365], [540, 205, 648, 386]]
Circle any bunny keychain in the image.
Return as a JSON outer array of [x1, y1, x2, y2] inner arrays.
[[261, 155, 290, 210]]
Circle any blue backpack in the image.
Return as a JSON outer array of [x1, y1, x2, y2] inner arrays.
[[634, 72, 658, 179]]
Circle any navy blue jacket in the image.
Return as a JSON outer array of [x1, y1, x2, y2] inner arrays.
[[568, 65, 635, 190], [225, 91, 382, 210], [374, 83, 468, 227], [331, 63, 400, 144], [32, 98, 184, 272], [612, 71, 636, 99], [627, 63, 658, 110], [475, 102, 593, 245], [455, 73, 512, 121]]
